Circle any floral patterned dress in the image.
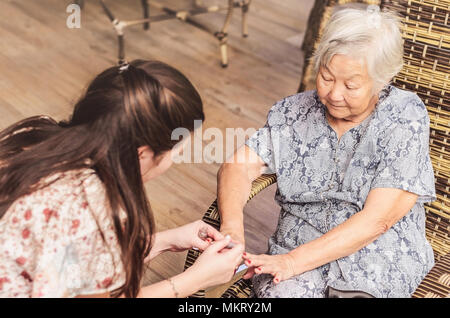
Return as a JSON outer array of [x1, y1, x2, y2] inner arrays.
[[246, 86, 436, 298], [0, 168, 126, 297]]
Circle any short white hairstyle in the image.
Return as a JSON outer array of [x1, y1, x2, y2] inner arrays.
[[312, 5, 404, 91]]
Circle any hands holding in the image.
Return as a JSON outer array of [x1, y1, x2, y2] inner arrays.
[[152, 219, 298, 291], [189, 235, 244, 289], [183, 221, 244, 290], [150, 220, 244, 290], [220, 222, 298, 285]]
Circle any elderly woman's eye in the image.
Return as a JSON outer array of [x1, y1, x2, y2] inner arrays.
[[321, 73, 333, 81]]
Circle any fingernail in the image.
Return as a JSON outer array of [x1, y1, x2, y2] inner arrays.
[[225, 235, 231, 240], [246, 260, 251, 265], [243, 252, 247, 256]]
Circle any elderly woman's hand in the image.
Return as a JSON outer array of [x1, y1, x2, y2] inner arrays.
[[242, 252, 297, 284]]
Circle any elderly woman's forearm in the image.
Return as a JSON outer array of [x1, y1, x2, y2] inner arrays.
[[217, 145, 266, 221], [217, 163, 253, 227], [288, 188, 418, 275], [288, 210, 385, 275]]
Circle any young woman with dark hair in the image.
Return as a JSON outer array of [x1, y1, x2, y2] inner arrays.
[[0, 59, 243, 298]]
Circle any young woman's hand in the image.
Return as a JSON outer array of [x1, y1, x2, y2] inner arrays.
[[189, 235, 244, 289], [242, 252, 296, 284], [168, 220, 224, 252]]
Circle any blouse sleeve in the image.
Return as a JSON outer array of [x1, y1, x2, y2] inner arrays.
[[245, 122, 276, 173], [370, 96, 436, 204], [245, 99, 287, 174]]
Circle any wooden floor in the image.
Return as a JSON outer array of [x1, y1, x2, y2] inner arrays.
[[0, 0, 314, 296]]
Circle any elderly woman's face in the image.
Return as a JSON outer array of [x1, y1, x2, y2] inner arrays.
[[316, 54, 378, 123]]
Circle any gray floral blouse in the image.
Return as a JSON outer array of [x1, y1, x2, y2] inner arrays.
[[245, 85, 436, 298]]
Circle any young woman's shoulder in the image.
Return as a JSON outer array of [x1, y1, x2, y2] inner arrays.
[[0, 168, 126, 297], [12, 168, 110, 230]]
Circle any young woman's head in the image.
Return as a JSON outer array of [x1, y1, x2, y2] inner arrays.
[[66, 59, 203, 180], [0, 59, 204, 297]]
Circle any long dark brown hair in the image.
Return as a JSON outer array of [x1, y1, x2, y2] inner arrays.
[[0, 59, 204, 297]]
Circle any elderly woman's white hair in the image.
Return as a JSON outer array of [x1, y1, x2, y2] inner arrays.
[[312, 5, 404, 91]]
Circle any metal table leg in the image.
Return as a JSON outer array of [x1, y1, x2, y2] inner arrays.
[[141, 0, 150, 30], [75, 0, 85, 9]]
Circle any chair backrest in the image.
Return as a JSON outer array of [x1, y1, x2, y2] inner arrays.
[[299, 0, 450, 260], [381, 0, 450, 260]]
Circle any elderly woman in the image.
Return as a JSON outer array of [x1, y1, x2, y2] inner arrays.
[[217, 6, 436, 298]]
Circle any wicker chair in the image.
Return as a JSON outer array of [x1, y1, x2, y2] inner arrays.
[[184, 0, 450, 298]]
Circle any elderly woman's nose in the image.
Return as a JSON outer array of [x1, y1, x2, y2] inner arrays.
[[328, 84, 345, 102]]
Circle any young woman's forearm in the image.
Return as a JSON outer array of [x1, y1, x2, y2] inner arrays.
[[146, 231, 173, 261], [137, 267, 203, 298], [288, 210, 384, 275], [86, 267, 202, 298]]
